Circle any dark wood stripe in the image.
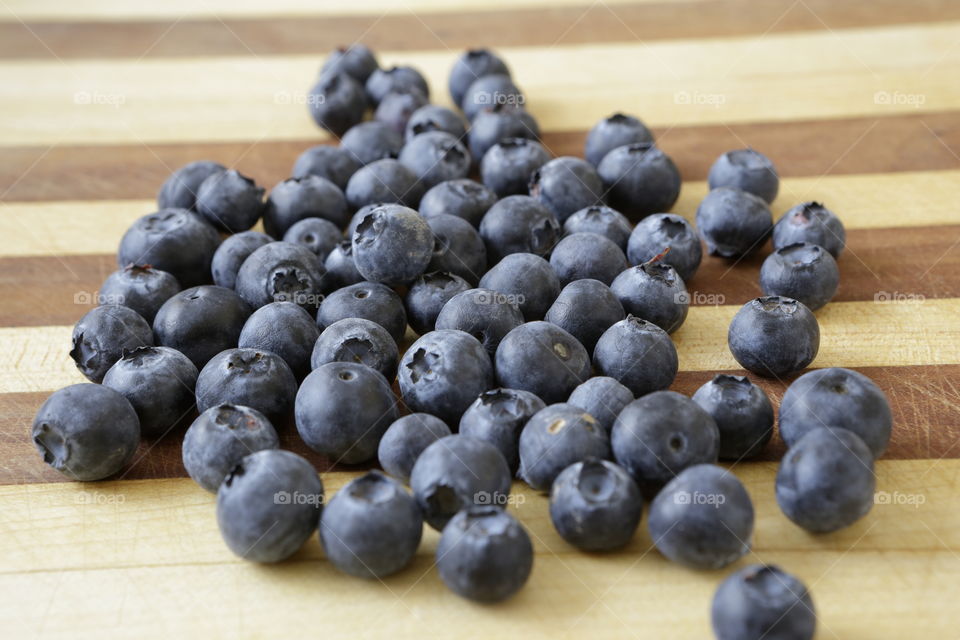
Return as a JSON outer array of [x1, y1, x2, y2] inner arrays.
[[3, 363, 956, 485], [2, 224, 956, 328], [3, 111, 959, 203], [1, 0, 958, 60]]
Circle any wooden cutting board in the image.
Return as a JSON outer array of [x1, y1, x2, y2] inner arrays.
[[1, 1, 959, 637]]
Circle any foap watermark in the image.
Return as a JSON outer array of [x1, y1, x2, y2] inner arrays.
[[73, 90, 126, 109], [272, 291, 324, 306], [274, 490, 324, 506], [75, 490, 126, 505], [874, 291, 925, 305], [674, 490, 726, 507], [675, 291, 726, 306], [674, 90, 726, 109], [475, 291, 524, 306], [274, 90, 326, 107], [74, 290, 126, 305], [474, 491, 526, 507], [874, 491, 925, 508], [470, 91, 525, 108], [873, 90, 926, 109]]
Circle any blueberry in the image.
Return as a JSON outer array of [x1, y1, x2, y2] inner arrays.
[[708, 149, 779, 204], [211, 231, 272, 290], [100, 264, 180, 323], [529, 156, 604, 222], [611, 391, 719, 495], [320, 471, 423, 578], [344, 202, 384, 239], [610, 261, 688, 333], [480, 138, 550, 198], [345, 158, 423, 209], [459, 388, 546, 472], [567, 376, 634, 434], [479, 253, 560, 321], [239, 301, 320, 380], [728, 297, 820, 377], [479, 195, 560, 263], [584, 113, 654, 167], [340, 121, 404, 166], [365, 65, 430, 106], [564, 205, 632, 251], [409, 434, 511, 530], [692, 375, 774, 460], [760, 242, 839, 311], [597, 143, 680, 219], [434, 288, 524, 355], [307, 71, 366, 136], [550, 458, 643, 551], [405, 104, 467, 142], [462, 73, 524, 121], [311, 317, 399, 380], [153, 285, 252, 369], [398, 330, 494, 426], [712, 564, 817, 640], [773, 201, 846, 258], [321, 44, 379, 83], [118, 209, 221, 288], [296, 362, 399, 464], [399, 131, 472, 191], [696, 187, 773, 258], [291, 145, 360, 191], [550, 232, 628, 287], [351, 204, 433, 285], [182, 404, 279, 492], [776, 427, 875, 533], [518, 403, 611, 491], [648, 464, 753, 569], [449, 48, 510, 107], [545, 279, 625, 353], [627, 214, 703, 282], [216, 449, 323, 563], [419, 178, 497, 228], [593, 316, 678, 398], [323, 240, 365, 290], [70, 304, 154, 382], [195, 169, 264, 233], [157, 160, 225, 211], [103, 346, 199, 438], [282, 217, 341, 261], [779, 367, 892, 458], [495, 321, 591, 404], [436, 506, 533, 602], [405, 271, 472, 335], [424, 213, 487, 285], [468, 104, 540, 162], [374, 88, 429, 135], [235, 241, 326, 311], [32, 383, 140, 481], [317, 281, 407, 344], [378, 413, 452, 483], [263, 175, 349, 237], [195, 348, 297, 419]]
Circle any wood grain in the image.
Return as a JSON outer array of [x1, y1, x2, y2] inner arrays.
[[2, 22, 959, 145], [1, 461, 957, 639], [3, 0, 959, 59], [3, 112, 958, 203]]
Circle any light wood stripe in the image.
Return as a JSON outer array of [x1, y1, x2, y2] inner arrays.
[[0, 0, 674, 22], [1, 22, 958, 146], [1, 298, 956, 394], [0, 460, 956, 638], [2, 170, 958, 258]]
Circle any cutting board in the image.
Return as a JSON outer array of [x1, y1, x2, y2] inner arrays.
[[1, 0, 959, 637]]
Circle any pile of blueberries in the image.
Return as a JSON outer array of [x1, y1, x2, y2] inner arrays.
[[31, 45, 895, 638]]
